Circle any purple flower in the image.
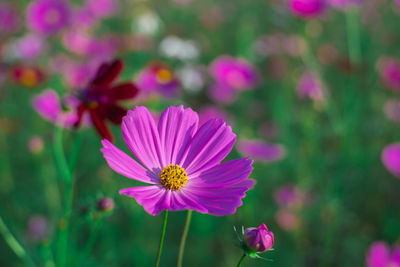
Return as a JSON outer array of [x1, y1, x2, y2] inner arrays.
[[237, 138, 286, 163], [275, 209, 300, 231], [243, 224, 274, 253], [15, 33, 46, 59], [274, 185, 305, 208], [384, 99, 400, 123], [382, 143, 400, 178], [208, 84, 237, 104], [0, 3, 20, 34], [136, 62, 181, 98], [86, 0, 118, 19], [210, 56, 258, 91], [31, 89, 86, 128], [289, 0, 326, 19], [28, 136, 44, 154], [198, 106, 229, 127], [101, 106, 255, 216], [26, 215, 49, 242], [366, 242, 400, 267], [27, 0, 70, 34], [96, 197, 115, 212], [297, 71, 325, 102]]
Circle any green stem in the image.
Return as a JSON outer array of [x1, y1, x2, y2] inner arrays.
[[75, 217, 104, 265], [155, 210, 168, 267], [236, 254, 246, 267], [346, 7, 361, 64], [177, 210, 192, 267], [0, 217, 36, 267]]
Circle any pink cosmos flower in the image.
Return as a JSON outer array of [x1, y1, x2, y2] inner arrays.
[[366, 242, 400, 267], [275, 209, 300, 231], [27, 0, 70, 34], [198, 106, 229, 127], [15, 33, 46, 59], [274, 185, 305, 209], [243, 224, 274, 253], [379, 58, 400, 92], [86, 0, 118, 19], [32, 89, 85, 128], [0, 3, 20, 34], [327, 0, 363, 10], [136, 62, 181, 98], [237, 138, 286, 163], [208, 84, 237, 104], [289, 0, 326, 19], [210, 56, 258, 91], [101, 106, 255, 216], [382, 143, 400, 178], [297, 71, 325, 102]]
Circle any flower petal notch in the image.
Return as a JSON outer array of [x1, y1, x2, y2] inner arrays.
[[101, 105, 255, 216]]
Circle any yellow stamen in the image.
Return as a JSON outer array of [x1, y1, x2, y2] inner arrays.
[[156, 69, 173, 84], [20, 69, 38, 87], [160, 164, 188, 190], [88, 102, 98, 109]]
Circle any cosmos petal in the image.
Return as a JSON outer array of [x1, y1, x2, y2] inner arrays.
[[157, 105, 199, 166], [91, 59, 123, 87], [101, 139, 159, 184], [122, 106, 164, 171], [182, 119, 236, 175]]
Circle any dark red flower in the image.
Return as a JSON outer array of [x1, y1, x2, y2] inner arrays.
[[74, 59, 138, 141]]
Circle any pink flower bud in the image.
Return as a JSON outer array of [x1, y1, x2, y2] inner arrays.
[[243, 224, 274, 253], [96, 197, 115, 212]]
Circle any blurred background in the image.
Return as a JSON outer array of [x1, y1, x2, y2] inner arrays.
[[1, 0, 400, 266]]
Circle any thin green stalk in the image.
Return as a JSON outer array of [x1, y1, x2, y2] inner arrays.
[[75, 217, 104, 266], [177, 210, 192, 267], [53, 127, 83, 267], [236, 254, 246, 267], [155, 210, 168, 267], [0, 217, 36, 267], [346, 7, 361, 64]]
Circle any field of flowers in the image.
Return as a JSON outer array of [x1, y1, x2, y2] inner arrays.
[[1, 0, 400, 266]]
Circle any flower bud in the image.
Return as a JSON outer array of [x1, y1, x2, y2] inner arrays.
[[96, 197, 115, 212], [243, 224, 274, 253]]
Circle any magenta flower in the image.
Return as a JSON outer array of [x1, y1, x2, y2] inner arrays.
[[382, 143, 400, 178], [32, 89, 85, 128], [198, 106, 229, 126], [297, 71, 325, 102], [243, 224, 274, 253], [289, 0, 326, 19], [275, 209, 300, 231], [27, 0, 70, 34], [101, 106, 255, 216], [136, 62, 181, 98], [210, 56, 258, 91], [86, 0, 118, 19], [379, 58, 400, 92], [237, 138, 286, 163], [0, 3, 20, 34], [15, 33, 46, 59], [274, 185, 305, 209], [208, 84, 237, 104], [366, 242, 400, 267]]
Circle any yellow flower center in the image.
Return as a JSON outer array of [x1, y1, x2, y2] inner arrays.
[[160, 164, 188, 190], [20, 69, 38, 87], [156, 69, 173, 84]]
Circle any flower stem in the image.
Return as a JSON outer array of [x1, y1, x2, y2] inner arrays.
[[155, 210, 168, 267], [236, 254, 246, 267], [177, 210, 192, 267], [75, 217, 104, 265], [0, 216, 36, 267]]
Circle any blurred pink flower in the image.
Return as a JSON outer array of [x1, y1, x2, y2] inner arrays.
[[366, 242, 400, 267], [236, 138, 286, 163], [379, 58, 400, 92], [198, 106, 229, 127], [71, 7, 98, 29], [208, 84, 237, 104], [0, 3, 20, 34], [384, 99, 400, 122], [26, 215, 49, 242], [297, 71, 325, 102], [382, 143, 400, 178], [136, 62, 181, 98], [32, 89, 85, 128], [86, 0, 118, 18], [274, 185, 306, 209], [210, 55, 258, 91], [275, 209, 300, 231], [15, 33, 46, 59], [28, 136, 44, 154], [289, 0, 326, 19], [27, 0, 70, 34]]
